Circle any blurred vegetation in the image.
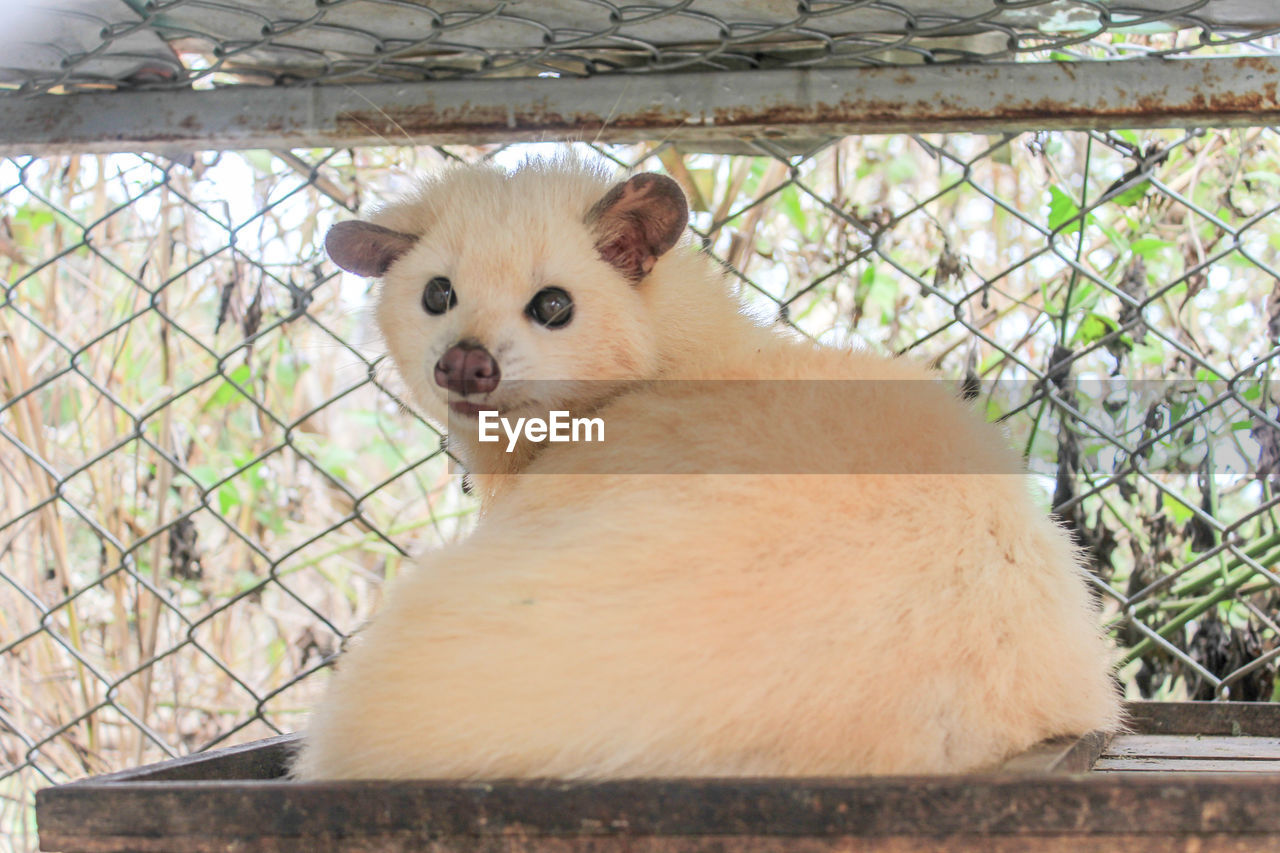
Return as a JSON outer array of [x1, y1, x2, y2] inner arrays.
[[2, 128, 1280, 846]]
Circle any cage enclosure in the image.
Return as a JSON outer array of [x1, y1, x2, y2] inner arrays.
[[3, 1, 1280, 851]]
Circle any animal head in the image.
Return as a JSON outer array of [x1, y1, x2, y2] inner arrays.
[[325, 159, 689, 463]]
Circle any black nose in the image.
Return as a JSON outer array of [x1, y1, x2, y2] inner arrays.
[[434, 341, 500, 395]]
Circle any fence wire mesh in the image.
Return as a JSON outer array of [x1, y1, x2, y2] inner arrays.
[[3, 0, 1280, 97], [4, 128, 1280, 845]]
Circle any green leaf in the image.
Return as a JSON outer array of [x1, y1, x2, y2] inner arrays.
[[205, 364, 253, 411], [1041, 278, 1062, 316], [1130, 341, 1163, 368], [267, 638, 287, 668], [246, 461, 267, 493], [1072, 311, 1117, 345], [777, 184, 808, 237], [188, 465, 220, 491], [217, 481, 241, 515], [888, 154, 917, 184], [743, 159, 768, 195], [1095, 219, 1128, 252], [13, 206, 56, 234], [1110, 180, 1150, 207], [1067, 281, 1099, 313], [988, 139, 1013, 166], [1048, 185, 1082, 235], [1163, 492, 1194, 523], [244, 151, 276, 173], [985, 397, 1007, 422], [1241, 170, 1280, 187], [1130, 237, 1174, 259], [255, 507, 287, 535], [867, 272, 898, 320]]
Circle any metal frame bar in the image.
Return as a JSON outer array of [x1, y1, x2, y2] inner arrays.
[[2, 55, 1279, 155]]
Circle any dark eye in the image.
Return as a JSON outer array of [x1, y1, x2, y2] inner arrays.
[[526, 287, 573, 328], [422, 276, 456, 315]]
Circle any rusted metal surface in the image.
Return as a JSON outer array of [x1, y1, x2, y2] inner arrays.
[[34, 702, 1280, 853], [3, 55, 1280, 156], [6, 1, 1278, 97]]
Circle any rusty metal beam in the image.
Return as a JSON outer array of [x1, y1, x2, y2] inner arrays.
[[2, 55, 1279, 156]]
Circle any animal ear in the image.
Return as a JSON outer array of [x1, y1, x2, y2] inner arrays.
[[587, 174, 688, 282], [325, 220, 417, 277]]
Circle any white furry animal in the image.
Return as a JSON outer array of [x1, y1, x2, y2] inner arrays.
[[292, 157, 1120, 781]]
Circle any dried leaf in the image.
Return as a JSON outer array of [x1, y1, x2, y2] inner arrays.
[[1117, 255, 1148, 343], [1186, 471, 1216, 553], [214, 278, 235, 335], [1267, 280, 1280, 342], [960, 347, 980, 401], [242, 282, 263, 340], [1047, 343, 1073, 391], [932, 242, 964, 291], [167, 517, 201, 580], [1252, 410, 1280, 480], [1186, 614, 1275, 701]]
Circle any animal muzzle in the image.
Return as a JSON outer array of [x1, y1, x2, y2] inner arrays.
[[434, 340, 500, 395]]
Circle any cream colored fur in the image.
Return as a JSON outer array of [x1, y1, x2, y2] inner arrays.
[[292, 157, 1121, 781]]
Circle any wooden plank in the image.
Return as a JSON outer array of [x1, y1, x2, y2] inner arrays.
[[998, 736, 1079, 773], [1093, 757, 1280, 773], [62, 734, 297, 784], [1049, 730, 1111, 773], [36, 774, 1280, 849], [1106, 735, 1280, 760], [999, 731, 1111, 774], [35, 704, 1280, 851], [1123, 702, 1280, 737], [33, 832, 1280, 853]]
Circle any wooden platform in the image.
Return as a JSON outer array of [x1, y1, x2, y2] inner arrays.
[[36, 702, 1280, 852]]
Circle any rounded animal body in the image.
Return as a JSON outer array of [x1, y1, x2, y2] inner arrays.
[[292, 157, 1120, 781]]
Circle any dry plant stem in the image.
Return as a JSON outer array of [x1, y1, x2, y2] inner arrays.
[[1119, 530, 1280, 664], [1121, 553, 1278, 666], [726, 159, 789, 273], [924, 292, 1046, 367], [656, 148, 706, 213], [1164, 131, 1225, 197], [1160, 132, 1227, 354], [707, 157, 752, 245], [136, 185, 177, 762], [272, 151, 355, 212], [0, 321, 97, 752], [86, 159, 142, 754]]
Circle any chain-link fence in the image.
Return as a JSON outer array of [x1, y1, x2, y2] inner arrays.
[[6, 130, 1280, 846], [4, 0, 1280, 95], [3, 2, 1280, 851]]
